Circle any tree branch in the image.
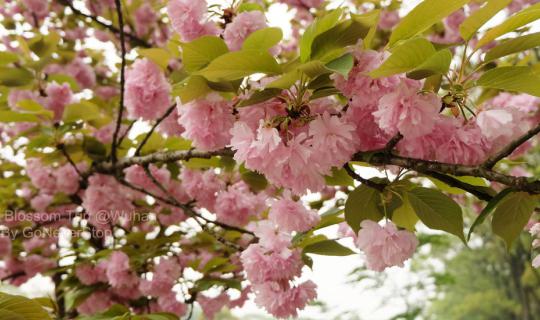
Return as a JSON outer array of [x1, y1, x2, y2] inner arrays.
[[134, 104, 177, 156], [353, 152, 540, 194], [94, 149, 233, 174], [483, 121, 540, 169], [343, 163, 386, 192], [110, 0, 127, 166], [59, 0, 151, 48]]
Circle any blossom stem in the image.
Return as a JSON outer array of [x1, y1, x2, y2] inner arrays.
[[134, 103, 177, 156], [483, 122, 540, 169], [111, 0, 127, 167]]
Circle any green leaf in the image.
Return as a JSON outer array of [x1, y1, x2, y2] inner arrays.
[[311, 19, 371, 62], [468, 187, 514, 240], [345, 184, 384, 233], [173, 75, 212, 103], [303, 239, 355, 256], [63, 101, 101, 123], [325, 53, 354, 77], [324, 167, 354, 186], [197, 50, 281, 81], [266, 70, 301, 89], [0, 111, 39, 123], [137, 48, 173, 70], [181, 36, 229, 73], [459, 0, 512, 41], [429, 175, 487, 195], [407, 187, 465, 241], [242, 27, 283, 51], [370, 38, 436, 78], [300, 9, 343, 62], [0, 67, 33, 87], [476, 66, 540, 97], [47, 74, 80, 91], [0, 292, 52, 320], [28, 32, 60, 57], [389, 0, 471, 47], [492, 191, 537, 248], [237, 88, 282, 108], [406, 49, 452, 80], [354, 10, 381, 49], [484, 31, 540, 62], [238, 2, 264, 12], [391, 195, 419, 231], [83, 136, 107, 160], [17, 100, 53, 118], [0, 51, 18, 65], [241, 170, 268, 192], [476, 3, 540, 48]]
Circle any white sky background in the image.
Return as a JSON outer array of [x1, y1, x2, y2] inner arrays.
[[2, 0, 540, 319]]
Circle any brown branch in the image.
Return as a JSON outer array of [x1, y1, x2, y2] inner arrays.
[[94, 149, 233, 174], [423, 170, 493, 201], [343, 163, 386, 192], [134, 104, 177, 156], [483, 121, 540, 169], [384, 132, 403, 153], [353, 152, 540, 194], [110, 0, 127, 166], [59, 0, 151, 48]]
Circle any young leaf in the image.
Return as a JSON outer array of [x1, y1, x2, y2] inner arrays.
[[407, 187, 465, 241], [325, 167, 354, 186], [0, 67, 33, 87], [406, 49, 452, 80], [300, 9, 343, 62], [492, 191, 537, 248], [0, 51, 18, 65], [181, 36, 229, 73], [310, 19, 371, 62], [173, 75, 212, 103], [303, 239, 356, 256], [242, 27, 283, 51], [0, 111, 39, 123], [197, 50, 281, 81], [325, 53, 354, 77], [468, 188, 514, 240], [389, 0, 471, 47], [475, 3, 540, 48], [459, 0, 512, 41], [0, 292, 52, 320], [476, 66, 540, 97], [63, 102, 101, 123], [237, 88, 282, 108], [391, 195, 419, 231], [484, 32, 540, 62], [354, 10, 381, 49], [345, 184, 384, 233], [137, 48, 173, 70], [370, 38, 436, 78]]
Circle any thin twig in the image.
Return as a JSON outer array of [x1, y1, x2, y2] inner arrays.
[[58, 145, 84, 178], [134, 104, 177, 156], [343, 163, 387, 192], [110, 0, 127, 167], [483, 121, 540, 169], [59, 0, 151, 48]]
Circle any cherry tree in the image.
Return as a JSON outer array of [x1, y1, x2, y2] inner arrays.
[[0, 0, 540, 318]]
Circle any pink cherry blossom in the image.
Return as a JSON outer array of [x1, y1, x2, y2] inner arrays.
[[435, 122, 491, 165], [157, 108, 185, 136], [167, 0, 219, 42], [278, 0, 324, 8], [45, 82, 73, 121], [253, 280, 317, 319], [178, 94, 235, 151], [24, 254, 55, 277], [431, 9, 465, 44], [65, 58, 96, 89], [374, 79, 441, 139], [268, 196, 320, 233], [134, 4, 157, 37], [198, 293, 230, 320], [125, 59, 171, 120], [240, 242, 303, 283], [30, 193, 53, 211], [356, 220, 418, 272], [224, 11, 268, 51], [180, 168, 225, 211], [75, 262, 107, 285], [77, 291, 114, 315], [215, 181, 266, 227], [379, 10, 400, 30], [0, 236, 12, 257], [308, 112, 357, 170], [105, 251, 139, 289], [22, 0, 48, 19], [155, 292, 187, 316]]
